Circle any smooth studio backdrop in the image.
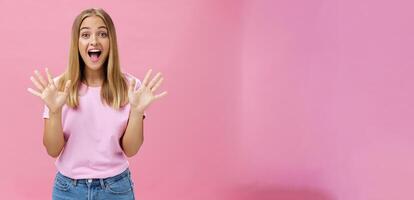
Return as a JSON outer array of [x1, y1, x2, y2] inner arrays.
[[0, 0, 413, 199]]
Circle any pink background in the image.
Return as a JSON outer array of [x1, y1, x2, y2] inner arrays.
[[0, 0, 413, 199]]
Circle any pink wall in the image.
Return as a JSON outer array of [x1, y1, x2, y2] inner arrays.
[[232, 0, 414, 199], [0, 0, 413, 199]]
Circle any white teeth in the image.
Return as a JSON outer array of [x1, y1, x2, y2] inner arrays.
[[88, 49, 101, 52]]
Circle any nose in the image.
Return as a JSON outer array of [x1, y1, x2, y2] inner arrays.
[[90, 35, 98, 46]]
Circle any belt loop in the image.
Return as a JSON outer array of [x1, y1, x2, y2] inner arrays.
[[72, 179, 77, 186], [100, 179, 105, 190]]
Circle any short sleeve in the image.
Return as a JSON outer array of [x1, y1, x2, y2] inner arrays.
[[43, 105, 50, 119]]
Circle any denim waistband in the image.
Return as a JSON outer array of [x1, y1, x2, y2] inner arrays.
[[56, 168, 131, 187]]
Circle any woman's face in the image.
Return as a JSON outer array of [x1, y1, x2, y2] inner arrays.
[[78, 15, 110, 72]]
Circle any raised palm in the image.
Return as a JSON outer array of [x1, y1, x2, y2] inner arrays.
[[27, 68, 71, 113], [128, 69, 167, 113]]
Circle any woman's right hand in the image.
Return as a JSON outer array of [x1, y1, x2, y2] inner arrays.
[[27, 68, 71, 113]]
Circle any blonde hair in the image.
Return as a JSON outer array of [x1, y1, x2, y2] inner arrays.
[[58, 8, 128, 109]]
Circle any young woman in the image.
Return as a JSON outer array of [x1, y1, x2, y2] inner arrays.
[[27, 8, 167, 200]]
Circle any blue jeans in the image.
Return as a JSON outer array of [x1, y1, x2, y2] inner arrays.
[[52, 168, 135, 200]]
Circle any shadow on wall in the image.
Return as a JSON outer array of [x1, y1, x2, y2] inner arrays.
[[224, 184, 335, 200]]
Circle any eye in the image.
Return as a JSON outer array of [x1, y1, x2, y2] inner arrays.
[[81, 33, 90, 39], [99, 32, 108, 38]]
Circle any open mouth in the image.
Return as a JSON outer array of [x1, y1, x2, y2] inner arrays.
[[88, 49, 101, 62]]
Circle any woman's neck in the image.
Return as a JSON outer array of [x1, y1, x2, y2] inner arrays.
[[84, 67, 104, 87]]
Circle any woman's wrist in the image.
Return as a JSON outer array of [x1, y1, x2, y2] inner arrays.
[[130, 108, 145, 116], [49, 106, 63, 115]]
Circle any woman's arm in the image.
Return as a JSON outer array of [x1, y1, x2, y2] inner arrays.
[[28, 68, 71, 158], [121, 109, 145, 157], [43, 109, 65, 158], [122, 69, 167, 157]]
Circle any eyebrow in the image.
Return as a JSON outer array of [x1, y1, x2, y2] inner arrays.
[[80, 26, 108, 31]]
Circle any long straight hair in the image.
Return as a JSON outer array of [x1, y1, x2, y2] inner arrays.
[[57, 8, 128, 109]]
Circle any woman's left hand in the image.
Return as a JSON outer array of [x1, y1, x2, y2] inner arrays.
[[128, 69, 167, 114]]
